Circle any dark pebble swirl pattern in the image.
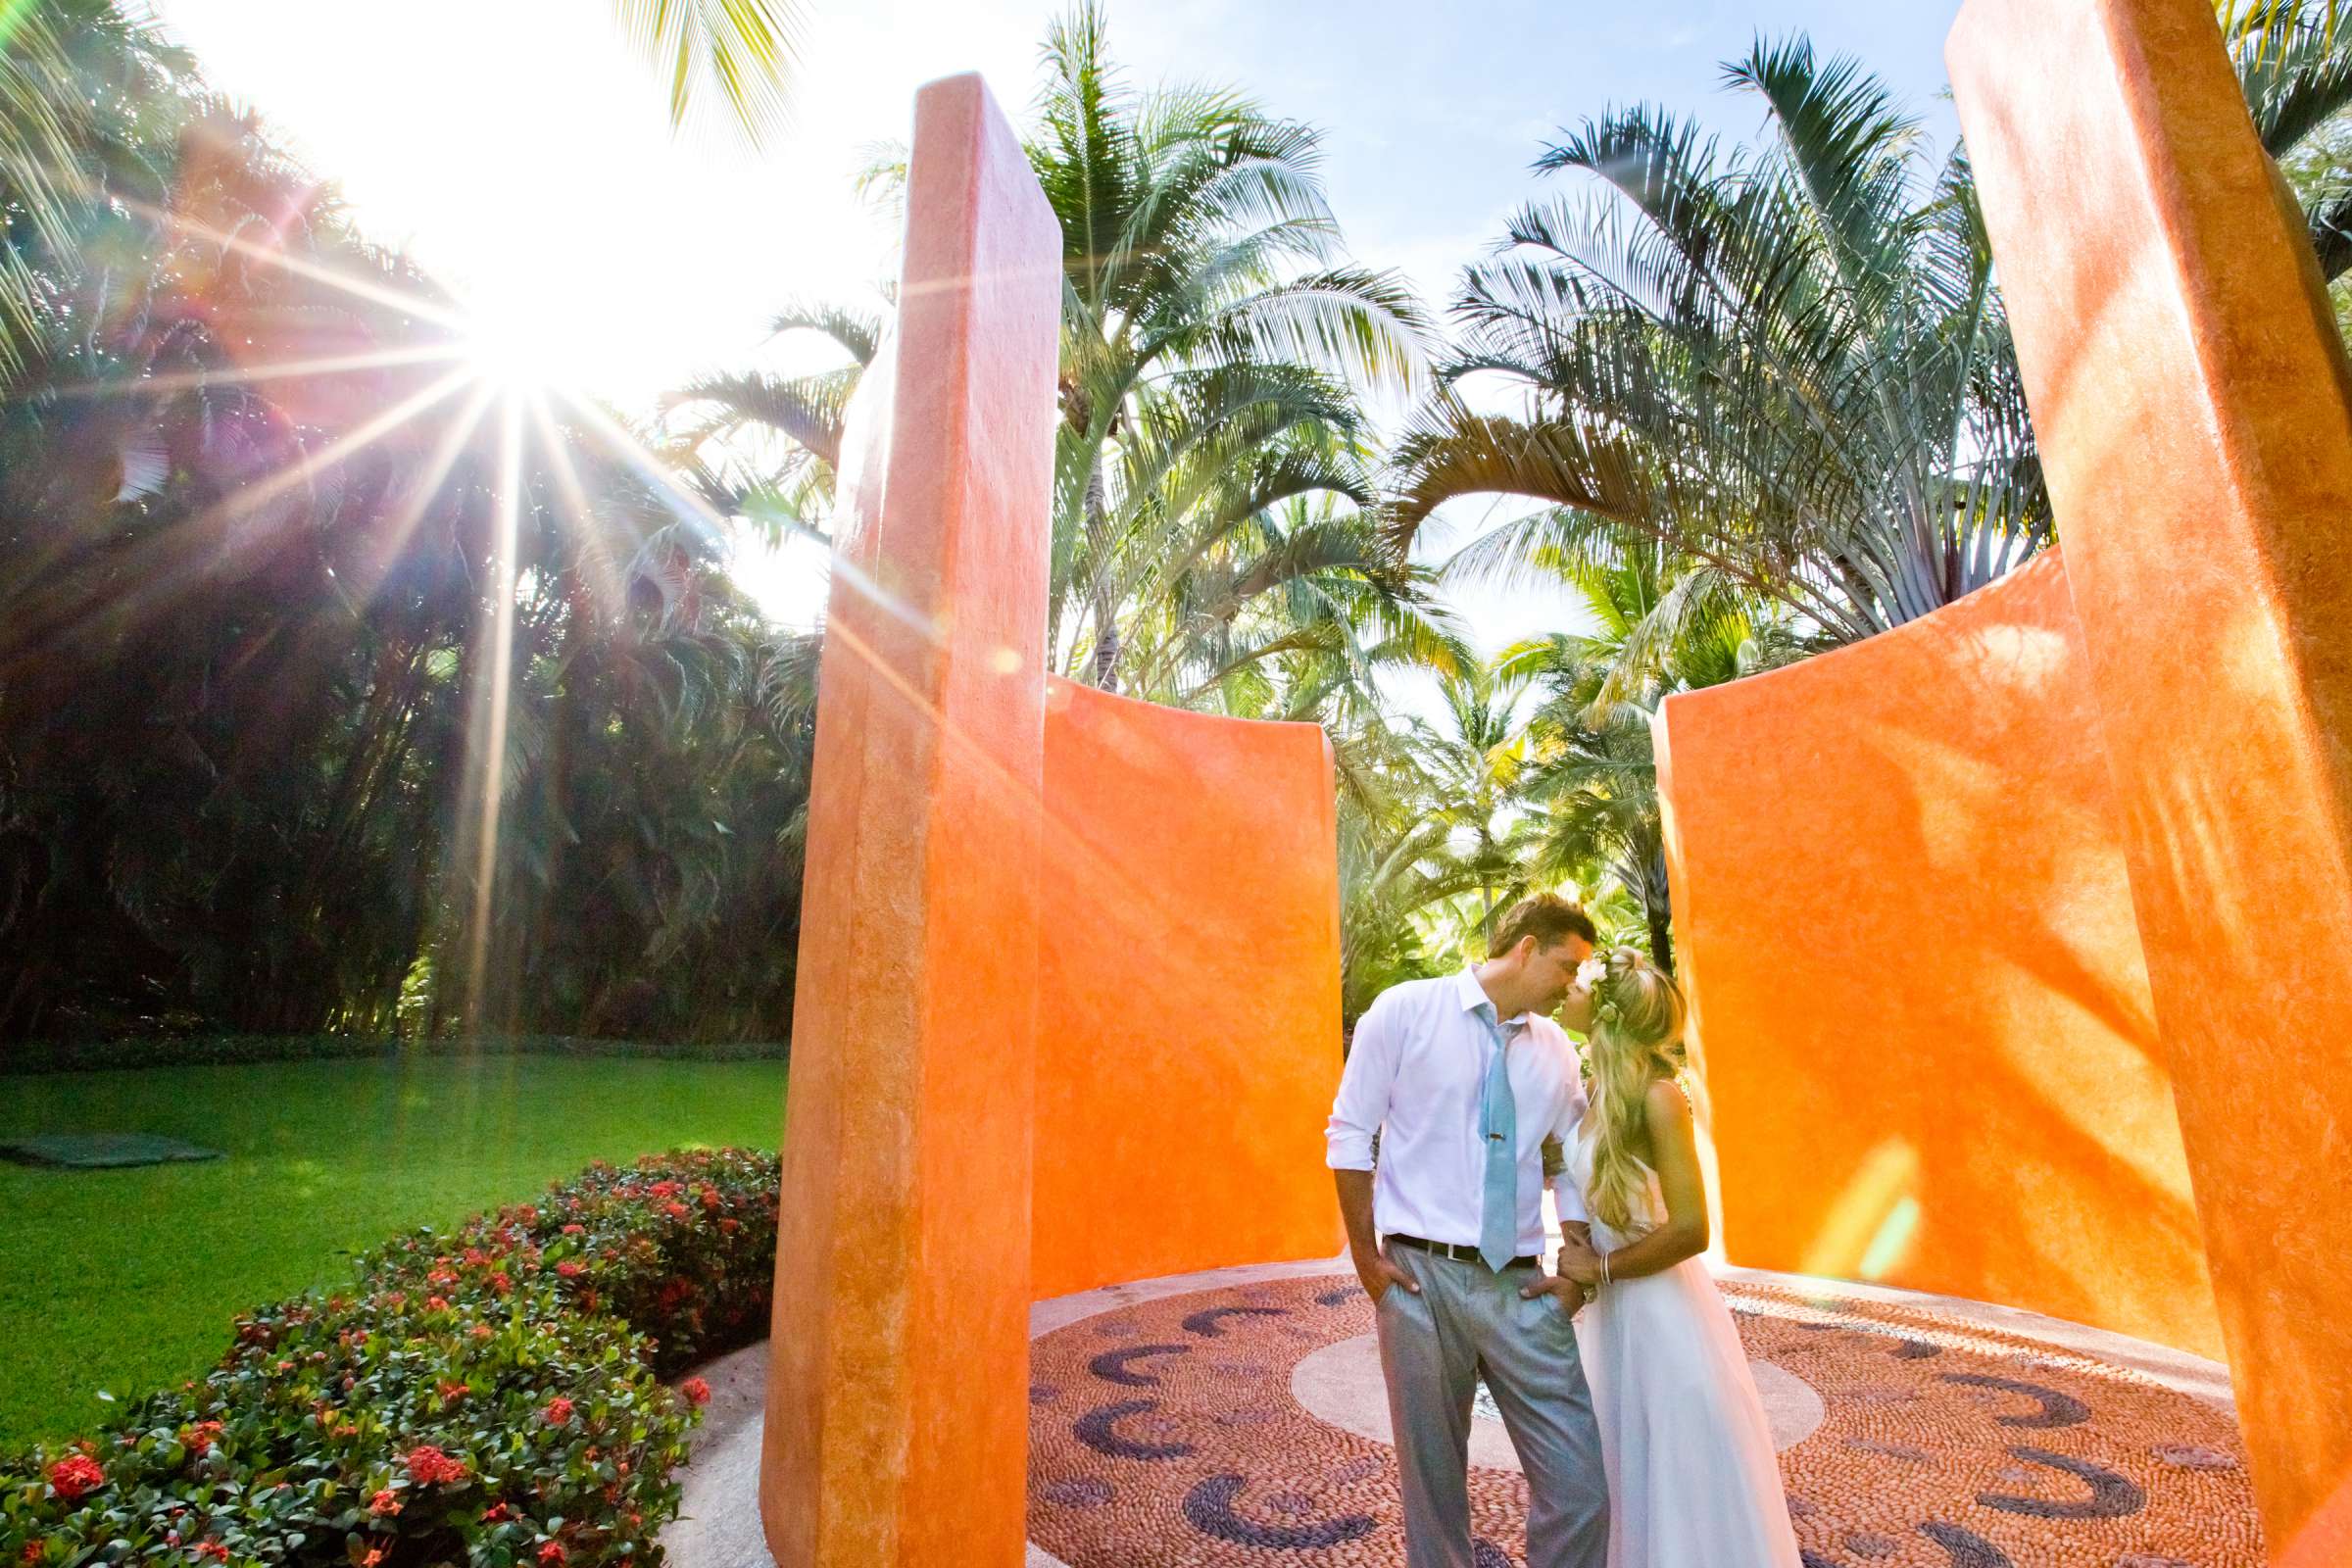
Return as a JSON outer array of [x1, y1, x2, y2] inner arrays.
[[1027, 1275, 2262, 1565]]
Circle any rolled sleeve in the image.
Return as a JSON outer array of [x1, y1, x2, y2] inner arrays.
[[1325, 999, 1396, 1171]]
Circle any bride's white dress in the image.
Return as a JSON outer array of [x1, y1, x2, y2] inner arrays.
[[1565, 1120, 1802, 1568]]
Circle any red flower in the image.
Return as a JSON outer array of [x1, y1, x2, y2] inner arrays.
[[718, 1217, 740, 1233], [469, 1323, 494, 1340], [438, 1380, 468, 1402], [405, 1445, 468, 1486], [537, 1544, 566, 1566], [195, 1544, 229, 1563], [181, 1419, 224, 1455], [680, 1377, 712, 1407], [481, 1502, 514, 1523], [21, 1540, 45, 1565], [362, 1548, 384, 1568], [47, 1454, 104, 1501], [662, 1201, 690, 1222], [490, 1272, 513, 1295], [369, 1489, 403, 1517], [561, 1224, 585, 1236], [425, 1296, 450, 1312], [542, 1396, 574, 1425], [556, 1261, 584, 1279]]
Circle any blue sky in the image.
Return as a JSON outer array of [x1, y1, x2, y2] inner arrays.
[[1114, 0, 1964, 319], [150, 0, 1966, 639]]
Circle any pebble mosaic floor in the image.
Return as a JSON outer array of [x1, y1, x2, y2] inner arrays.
[[1025, 1274, 2263, 1568]]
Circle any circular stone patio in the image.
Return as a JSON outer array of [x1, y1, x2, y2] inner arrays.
[[663, 1259, 2263, 1568]]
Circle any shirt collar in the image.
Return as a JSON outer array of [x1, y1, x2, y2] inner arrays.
[[1454, 967, 1530, 1031]]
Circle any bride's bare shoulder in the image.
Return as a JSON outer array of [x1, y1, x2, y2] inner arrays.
[[1642, 1076, 1691, 1123]]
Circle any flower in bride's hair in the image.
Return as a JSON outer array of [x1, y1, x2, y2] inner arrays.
[[1575, 956, 1608, 989]]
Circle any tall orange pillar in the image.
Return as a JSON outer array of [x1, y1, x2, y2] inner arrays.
[[760, 74, 1061, 1568], [1949, 1, 2352, 1559]]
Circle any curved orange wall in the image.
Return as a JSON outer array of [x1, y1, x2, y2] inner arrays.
[[1656, 552, 2223, 1357], [1032, 676, 1345, 1299]]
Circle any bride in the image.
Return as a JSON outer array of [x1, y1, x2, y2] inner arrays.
[[1524, 947, 1802, 1568]]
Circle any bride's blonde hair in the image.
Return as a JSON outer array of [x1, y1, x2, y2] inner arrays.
[[1581, 947, 1690, 1237]]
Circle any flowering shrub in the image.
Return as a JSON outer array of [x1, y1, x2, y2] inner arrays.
[[1, 1149, 778, 1568]]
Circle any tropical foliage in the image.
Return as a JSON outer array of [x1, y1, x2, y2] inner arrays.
[[613, 0, 803, 145], [0, 9, 814, 1045], [676, 5, 1455, 718], [2226, 0, 2352, 279], [1366, 15, 2352, 985], [1392, 39, 2050, 645], [665, 5, 1481, 1010], [17, 0, 2352, 1048]]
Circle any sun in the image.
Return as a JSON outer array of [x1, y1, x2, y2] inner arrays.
[[460, 308, 570, 393], [454, 272, 608, 395]]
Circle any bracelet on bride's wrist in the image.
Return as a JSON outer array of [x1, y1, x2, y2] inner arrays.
[[1599, 1250, 1613, 1286]]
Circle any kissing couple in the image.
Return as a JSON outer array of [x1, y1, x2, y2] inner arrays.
[[1327, 893, 1802, 1567]]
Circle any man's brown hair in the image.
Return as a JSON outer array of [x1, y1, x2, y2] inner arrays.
[[1490, 893, 1597, 955]]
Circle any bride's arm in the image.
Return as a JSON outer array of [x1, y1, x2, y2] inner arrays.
[[1592, 1079, 1709, 1283]]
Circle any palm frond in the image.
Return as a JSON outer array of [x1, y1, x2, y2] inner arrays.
[[612, 0, 804, 146]]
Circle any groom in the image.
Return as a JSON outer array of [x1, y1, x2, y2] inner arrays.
[[1327, 893, 1609, 1568]]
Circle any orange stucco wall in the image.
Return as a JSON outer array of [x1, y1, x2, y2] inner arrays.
[[1950, 1, 2352, 1554], [762, 75, 1062, 1568], [1656, 552, 2223, 1358], [1033, 677, 1344, 1299]]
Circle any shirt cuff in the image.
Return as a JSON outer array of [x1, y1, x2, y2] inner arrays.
[[1325, 1124, 1376, 1171], [1549, 1175, 1589, 1222]]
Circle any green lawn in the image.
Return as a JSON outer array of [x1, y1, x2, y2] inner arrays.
[[0, 1054, 788, 1446]]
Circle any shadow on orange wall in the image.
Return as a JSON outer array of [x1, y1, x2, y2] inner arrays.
[[1033, 676, 1345, 1300], [1656, 552, 2223, 1358], [1947, 0, 2352, 1553]]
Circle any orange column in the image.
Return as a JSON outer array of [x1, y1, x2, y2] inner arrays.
[[760, 74, 1061, 1568], [1032, 678, 1345, 1299], [1949, 1, 2352, 1557]]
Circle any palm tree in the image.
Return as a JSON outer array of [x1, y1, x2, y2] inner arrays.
[[1329, 717, 1444, 1018], [1028, 4, 1431, 695], [668, 5, 1448, 721], [662, 298, 881, 547], [1499, 542, 1804, 972], [1392, 38, 2049, 646], [1399, 659, 1544, 950]]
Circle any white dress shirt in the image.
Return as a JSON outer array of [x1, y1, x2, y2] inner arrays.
[[1327, 968, 1589, 1255]]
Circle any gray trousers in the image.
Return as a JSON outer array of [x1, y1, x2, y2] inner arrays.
[[1375, 1244, 1608, 1568]]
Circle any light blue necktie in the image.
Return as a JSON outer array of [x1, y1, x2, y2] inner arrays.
[[1476, 1005, 1519, 1271]]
